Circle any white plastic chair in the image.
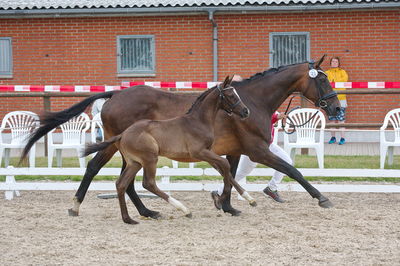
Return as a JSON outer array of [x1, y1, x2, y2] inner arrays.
[[47, 113, 90, 168], [91, 113, 104, 143], [380, 108, 400, 169], [283, 108, 325, 169], [0, 111, 39, 168]]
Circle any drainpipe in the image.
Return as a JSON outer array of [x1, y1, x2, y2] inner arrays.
[[208, 11, 218, 82]]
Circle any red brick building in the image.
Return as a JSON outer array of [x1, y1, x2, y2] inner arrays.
[[0, 0, 399, 122]]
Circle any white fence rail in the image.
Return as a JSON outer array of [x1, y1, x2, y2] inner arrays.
[[1, 166, 400, 200]]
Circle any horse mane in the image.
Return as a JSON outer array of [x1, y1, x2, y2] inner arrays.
[[186, 86, 217, 114], [237, 61, 309, 85]]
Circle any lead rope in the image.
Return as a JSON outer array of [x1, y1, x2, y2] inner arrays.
[[281, 95, 320, 134]]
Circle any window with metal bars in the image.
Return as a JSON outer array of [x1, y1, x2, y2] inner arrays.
[[0, 37, 12, 78], [269, 32, 310, 68], [117, 35, 155, 76]]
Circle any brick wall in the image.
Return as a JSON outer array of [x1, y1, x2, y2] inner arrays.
[[0, 10, 399, 123]]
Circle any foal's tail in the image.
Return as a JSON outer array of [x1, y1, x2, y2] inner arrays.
[[20, 91, 116, 163], [83, 135, 122, 157]]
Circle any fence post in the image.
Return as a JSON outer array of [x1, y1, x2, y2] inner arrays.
[[5, 166, 19, 200], [161, 166, 171, 184], [161, 166, 171, 195]]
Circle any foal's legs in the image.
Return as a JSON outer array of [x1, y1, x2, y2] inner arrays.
[[70, 144, 159, 218], [211, 155, 240, 210], [196, 150, 255, 216], [248, 147, 333, 208], [142, 158, 192, 217], [116, 161, 142, 224], [122, 158, 161, 219]]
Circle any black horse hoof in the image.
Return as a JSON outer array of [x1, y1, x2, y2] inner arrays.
[[210, 191, 222, 210], [318, 196, 334, 208], [68, 208, 79, 217], [224, 208, 242, 216], [142, 210, 162, 219], [185, 212, 193, 218]]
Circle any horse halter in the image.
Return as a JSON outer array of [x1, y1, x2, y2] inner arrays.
[[217, 84, 242, 115], [308, 62, 337, 109]]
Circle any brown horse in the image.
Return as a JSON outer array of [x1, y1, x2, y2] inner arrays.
[[21, 55, 340, 217], [83, 76, 252, 224]]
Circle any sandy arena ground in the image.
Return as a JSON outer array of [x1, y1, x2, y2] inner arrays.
[[1, 189, 399, 265]]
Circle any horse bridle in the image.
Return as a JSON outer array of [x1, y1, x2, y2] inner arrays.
[[281, 62, 337, 134], [308, 61, 337, 109], [217, 84, 242, 116]]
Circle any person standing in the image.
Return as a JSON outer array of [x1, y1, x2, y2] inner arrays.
[[212, 111, 292, 203], [326, 56, 349, 145]]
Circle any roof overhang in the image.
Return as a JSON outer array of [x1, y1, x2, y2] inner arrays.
[[1, 3, 400, 18]]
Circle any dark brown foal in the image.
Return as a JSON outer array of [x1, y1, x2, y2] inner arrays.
[[84, 76, 254, 224]]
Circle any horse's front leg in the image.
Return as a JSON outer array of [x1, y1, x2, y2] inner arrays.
[[142, 158, 192, 218], [116, 162, 142, 224], [211, 155, 239, 210], [248, 148, 333, 208], [196, 150, 256, 216]]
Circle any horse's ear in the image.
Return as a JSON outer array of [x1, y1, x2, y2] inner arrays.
[[222, 75, 230, 87], [228, 75, 235, 85], [315, 54, 327, 68]]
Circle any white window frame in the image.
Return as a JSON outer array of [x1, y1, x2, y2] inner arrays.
[[0, 37, 13, 78], [117, 35, 155, 77], [269, 32, 310, 68]]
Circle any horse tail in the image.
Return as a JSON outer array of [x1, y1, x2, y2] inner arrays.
[[20, 91, 116, 163], [83, 135, 122, 157]]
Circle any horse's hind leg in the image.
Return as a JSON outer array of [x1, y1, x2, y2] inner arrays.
[[142, 159, 192, 218], [116, 161, 142, 224], [69, 145, 117, 216], [122, 158, 161, 219]]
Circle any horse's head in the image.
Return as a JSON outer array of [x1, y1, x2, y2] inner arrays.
[[299, 55, 341, 117], [218, 75, 250, 119]]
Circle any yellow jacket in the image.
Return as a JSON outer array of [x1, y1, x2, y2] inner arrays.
[[326, 67, 348, 101]]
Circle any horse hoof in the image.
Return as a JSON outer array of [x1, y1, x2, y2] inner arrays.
[[249, 200, 257, 207], [224, 208, 242, 216], [142, 210, 162, 219], [68, 208, 79, 217], [318, 197, 334, 208], [150, 211, 162, 219], [123, 218, 139, 224], [185, 212, 193, 218], [140, 214, 163, 220], [210, 191, 222, 210]]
